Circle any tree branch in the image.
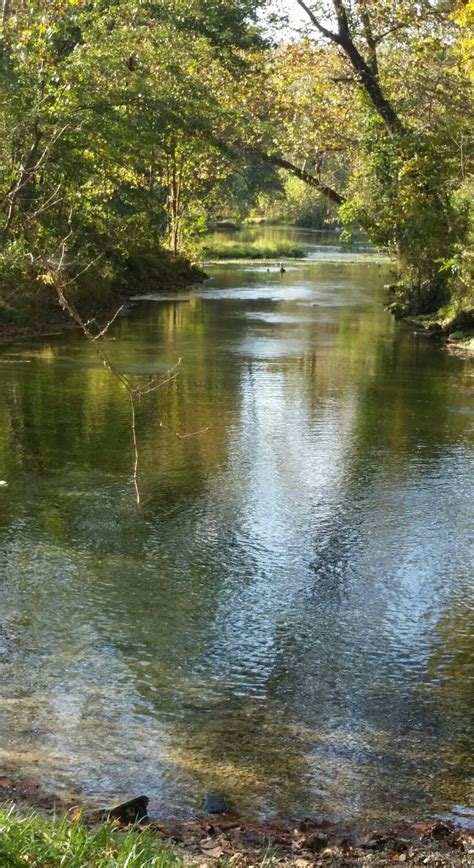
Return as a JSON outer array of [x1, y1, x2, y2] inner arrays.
[[252, 149, 345, 205], [295, 0, 341, 44]]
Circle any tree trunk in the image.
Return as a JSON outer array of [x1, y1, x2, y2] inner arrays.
[[296, 0, 404, 136], [1, 0, 11, 26], [338, 36, 403, 135]]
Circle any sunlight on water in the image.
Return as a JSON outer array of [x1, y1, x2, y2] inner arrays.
[[0, 235, 473, 822]]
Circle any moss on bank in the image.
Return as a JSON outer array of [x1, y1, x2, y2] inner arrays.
[[385, 285, 474, 355]]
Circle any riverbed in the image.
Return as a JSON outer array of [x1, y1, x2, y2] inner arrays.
[[0, 232, 473, 824]]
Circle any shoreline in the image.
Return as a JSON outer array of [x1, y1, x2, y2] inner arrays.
[[0, 774, 472, 865], [0, 256, 207, 348], [1, 259, 471, 360], [407, 322, 474, 357], [385, 295, 474, 358]]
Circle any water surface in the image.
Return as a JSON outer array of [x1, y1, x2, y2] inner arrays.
[[0, 245, 473, 822]]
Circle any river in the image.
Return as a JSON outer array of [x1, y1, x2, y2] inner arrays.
[[0, 229, 473, 824]]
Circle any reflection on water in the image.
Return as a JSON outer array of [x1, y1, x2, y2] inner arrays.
[[0, 248, 473, 822]]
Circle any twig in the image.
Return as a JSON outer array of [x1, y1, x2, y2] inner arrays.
[[92, 305, 124, 340], [23, 218, 209, 504], [63, 252, 104, 288], [130, 392, 140, 507], [159, 420, 211, 440]]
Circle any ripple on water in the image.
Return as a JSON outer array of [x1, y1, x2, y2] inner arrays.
[[0, 250, 472, 820]]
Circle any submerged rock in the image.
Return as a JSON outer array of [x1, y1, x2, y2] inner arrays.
[[203, 792, 229, 814]]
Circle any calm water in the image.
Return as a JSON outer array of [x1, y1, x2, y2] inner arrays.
[[0, 239, 473, 823]]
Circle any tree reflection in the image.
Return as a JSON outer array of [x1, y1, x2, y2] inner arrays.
[[0, 259, 472, 818]]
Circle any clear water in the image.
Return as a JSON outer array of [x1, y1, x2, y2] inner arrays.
[[0, 243, 473, 822]]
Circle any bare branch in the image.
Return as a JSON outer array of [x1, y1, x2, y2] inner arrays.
[[30, 184, 63, 218], [129, 392, 140, 507], [63, 252, 105, 288], [92, 305, 124, 340], [159, 420, 211, 440], [374, 22, 412, 45], [21, 215, 209, 504], [295, 0, 341, 44]]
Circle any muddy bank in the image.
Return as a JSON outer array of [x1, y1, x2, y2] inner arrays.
[[0, 775, 472, 865]]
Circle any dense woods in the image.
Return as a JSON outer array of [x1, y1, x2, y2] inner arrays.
[[0, 0, 472, 330]]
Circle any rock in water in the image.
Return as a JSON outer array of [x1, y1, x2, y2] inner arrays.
[[108, 795, 149, 823], [203, 792, 229, 814]]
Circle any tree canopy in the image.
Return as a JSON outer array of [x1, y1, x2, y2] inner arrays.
[[0, 0, 472, 323]]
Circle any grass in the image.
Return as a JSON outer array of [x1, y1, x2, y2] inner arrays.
[[0, 807, 182, 867], [201, 240, 306, 260]]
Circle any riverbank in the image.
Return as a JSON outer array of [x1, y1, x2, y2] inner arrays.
[[0, 776, 473, 866], [409, 316, 474, 358], [0, 250, 206, 345], [0, 805, 472, 866], [385, 296, 474, 357]]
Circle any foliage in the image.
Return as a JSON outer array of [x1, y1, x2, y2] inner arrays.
[[0, 0, 472, 323], [340, 124, 471, 311], [0, 0, 269, 327], [220, 0, 473, 315], [255, 176, 335, 227]]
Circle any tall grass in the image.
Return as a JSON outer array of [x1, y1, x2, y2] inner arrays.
[[201, 240, 306, 260], [0, 807, 181, 867]]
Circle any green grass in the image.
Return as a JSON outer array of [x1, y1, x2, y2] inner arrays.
[[201, 240, 306, 260], [0, 807, 182, 867]]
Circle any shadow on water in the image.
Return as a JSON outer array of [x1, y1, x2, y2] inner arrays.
[[0, 239, 473, 821]]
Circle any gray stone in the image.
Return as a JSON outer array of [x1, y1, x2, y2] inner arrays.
[[203, 792, 229, 814]]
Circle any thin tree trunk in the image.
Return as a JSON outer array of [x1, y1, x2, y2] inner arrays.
[[1, 0, 11, 26], [357, 1, 378, 76], [296, 0, 404, 136], [1, 125, 43, 248]]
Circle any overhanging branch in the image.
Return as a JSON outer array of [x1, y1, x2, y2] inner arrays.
[[252, 149, 345, 205]]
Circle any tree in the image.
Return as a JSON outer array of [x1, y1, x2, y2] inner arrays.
[[245, 0, 473, 313], [0, 0, 272, 326]]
